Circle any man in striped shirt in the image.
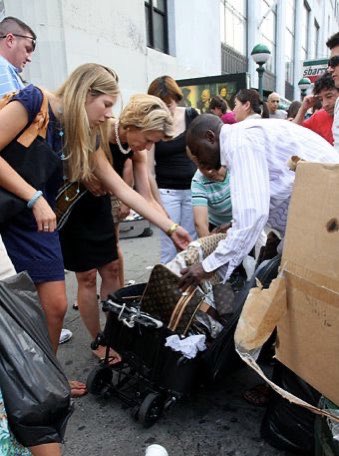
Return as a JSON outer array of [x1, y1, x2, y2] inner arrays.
[[191, 167, 232, 237], [179, 114, 339, 289]]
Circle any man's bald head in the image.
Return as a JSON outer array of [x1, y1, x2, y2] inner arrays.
[[186, 113, 223, 171], [267, 92, 280, 113]]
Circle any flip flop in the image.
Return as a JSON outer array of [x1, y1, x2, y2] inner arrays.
[[92, 346, 121, 366], [99, 355, 122, 366], [69, 380, 87, 398]]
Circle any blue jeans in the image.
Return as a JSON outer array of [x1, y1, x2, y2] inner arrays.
[[159, 189, 197, 263]]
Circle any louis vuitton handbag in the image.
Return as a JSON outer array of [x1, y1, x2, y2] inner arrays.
[[140, 264, 208, 336]]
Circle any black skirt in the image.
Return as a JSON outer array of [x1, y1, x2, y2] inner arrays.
[[59, 192, 118, 272]]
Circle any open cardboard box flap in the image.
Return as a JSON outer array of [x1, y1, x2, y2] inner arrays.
[[235, 163, 339, 420], [282, 162, 339, 293]]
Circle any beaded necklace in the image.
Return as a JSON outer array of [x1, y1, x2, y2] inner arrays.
[[114, 120, 131, 155]]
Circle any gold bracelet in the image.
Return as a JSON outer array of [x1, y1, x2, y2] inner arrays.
[[166, 223, 179, 237]]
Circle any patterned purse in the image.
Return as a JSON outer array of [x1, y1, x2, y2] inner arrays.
[[140, 264, 207, 335]]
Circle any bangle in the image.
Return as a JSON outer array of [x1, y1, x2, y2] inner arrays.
[[27, 190, 43, 209], [166, 223, 179, 237]]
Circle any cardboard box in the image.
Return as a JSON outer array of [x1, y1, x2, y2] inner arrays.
[[275, 163, 339, 405]]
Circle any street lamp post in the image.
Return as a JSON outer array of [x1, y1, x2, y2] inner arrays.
[[298, 77, 312, 100], [251, 44, 271, 99]]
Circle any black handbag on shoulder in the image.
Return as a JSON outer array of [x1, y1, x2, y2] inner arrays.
[[0, 90, 60, 225]]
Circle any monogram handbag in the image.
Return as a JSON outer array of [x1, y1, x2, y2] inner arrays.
[[0, 90, 60, 225], [141, 264, 182, 324], [140, 264, 209, 336]]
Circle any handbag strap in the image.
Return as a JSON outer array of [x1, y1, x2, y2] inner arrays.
[[55, 181, 88, 230], [0, 89, 49, 148], [17, 90, 49, 147], [168, 285, 197, 331]]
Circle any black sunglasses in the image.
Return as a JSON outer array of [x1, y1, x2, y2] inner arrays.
[[328, 55, 339, 68], [0, 33, 36, 51]]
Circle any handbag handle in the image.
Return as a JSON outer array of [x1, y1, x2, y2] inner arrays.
[[168, 285, 197, 332]]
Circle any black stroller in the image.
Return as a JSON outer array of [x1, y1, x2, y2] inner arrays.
[[86, 256, 280, 427]]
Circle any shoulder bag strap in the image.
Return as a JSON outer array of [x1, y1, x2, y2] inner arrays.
[[17, 89, 49, 147], [0, 91, 17, 109]]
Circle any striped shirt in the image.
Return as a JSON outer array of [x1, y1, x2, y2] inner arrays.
[[202, 119, 339, 280], [191, 169, 232, 226], [0, 55, 24, 97]]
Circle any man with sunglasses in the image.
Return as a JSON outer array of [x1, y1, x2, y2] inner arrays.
[[326, 32, 339, 151], [0, 16, 36, 97]]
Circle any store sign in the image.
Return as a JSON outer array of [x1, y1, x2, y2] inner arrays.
[[302, 59, 328, 83]]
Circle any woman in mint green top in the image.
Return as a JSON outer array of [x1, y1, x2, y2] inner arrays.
[[191, 166, 232, 237]]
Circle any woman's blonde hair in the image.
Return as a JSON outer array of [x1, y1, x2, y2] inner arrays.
[[55, 63, 120, 181], [119, 94, 174, 139]]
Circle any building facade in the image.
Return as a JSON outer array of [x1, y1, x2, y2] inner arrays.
[[2, 0, 339, 101], [221, 0, 339, 100]]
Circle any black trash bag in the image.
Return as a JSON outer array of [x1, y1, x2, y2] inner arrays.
[[261, 361, 321, 454], [201, 255, 281, 383], [0, 272, 73, 447], [315, 397, 339, 456]]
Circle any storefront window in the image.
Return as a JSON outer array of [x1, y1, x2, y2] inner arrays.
[[260, 0, 276, 73], [220, 0, 247, 56], [285, 0, 295, 84], [145, 0, 168, 53], [301, 1, 310, 62]]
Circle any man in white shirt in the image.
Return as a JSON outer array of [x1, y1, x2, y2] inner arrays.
[[179, 114, 339, 289], [326, 32, 339, 152]]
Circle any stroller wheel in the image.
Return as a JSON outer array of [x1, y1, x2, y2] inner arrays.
[[86, 365, 112, 395], [138, 393, 164, 428]]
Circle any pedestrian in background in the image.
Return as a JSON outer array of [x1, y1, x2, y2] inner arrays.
[[209, 95, 236, 124], [293, 71, 338, 144], [326, 31, 339, 150], [267, 92, 287, 119], [148, 75, 198, 263]]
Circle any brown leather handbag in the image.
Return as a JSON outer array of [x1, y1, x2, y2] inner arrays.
[[140, 264, 207, 336]]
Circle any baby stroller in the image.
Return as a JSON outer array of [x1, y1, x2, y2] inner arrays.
[[86, 255, 280, 427]]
